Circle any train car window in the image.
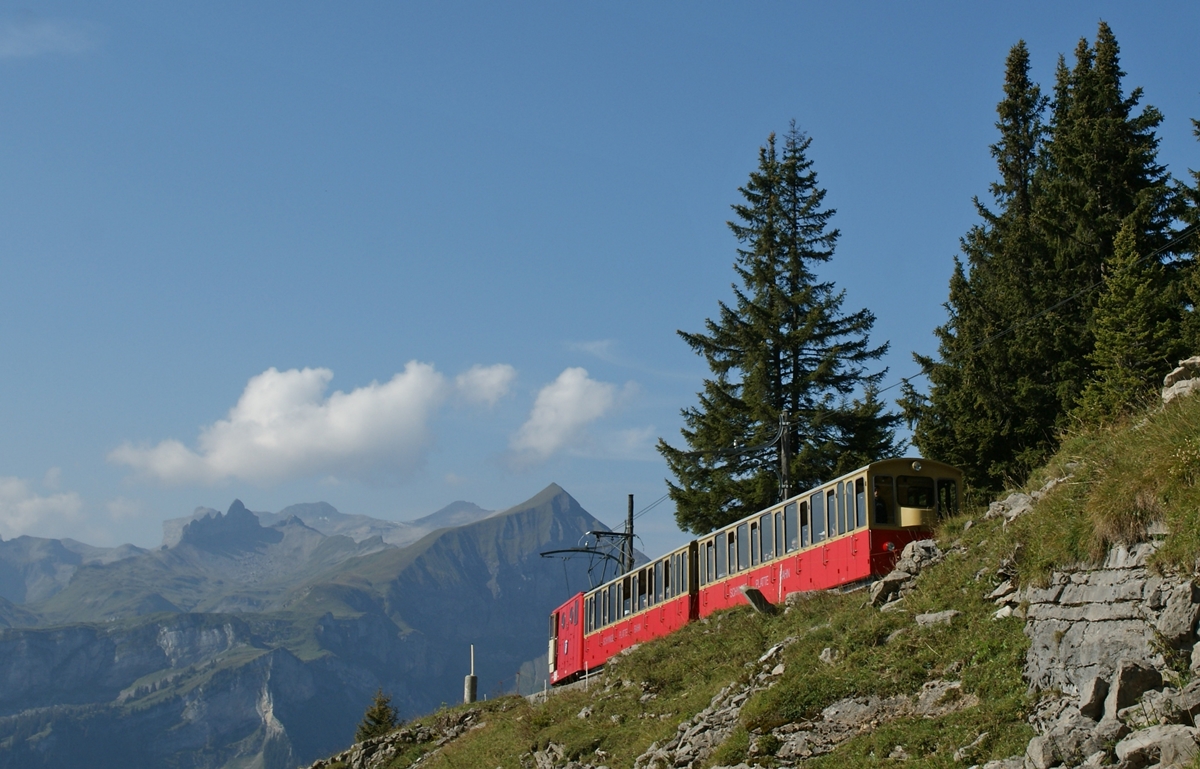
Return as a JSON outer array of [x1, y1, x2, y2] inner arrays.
[[937, 479, 959, 518], [714, 535, 727, 578], [655, 561, 664, 603], [736, 524, 749, 571], [897, 476, 935, 508], [681, 550, 689, 592], [811, 493, 825, 542], [665, 557, 673, 599], [601, 587, 609, 626], [637, 569, 648, 611], [775, 511, 784, 556], [759, 514, 773, 562], [846, 481, 857, 531], [749, 522, 760, 566], [856, 478, 867, 527], [874, 476, 894, 524], [707, 540, 716, 583], [836, 482, 846, 534], [826, 490, 837, 536], [622, 576, 632, 617], [784, 503, 799, 551], [727, 532, 737, 575], [799, 502, 809, 547]]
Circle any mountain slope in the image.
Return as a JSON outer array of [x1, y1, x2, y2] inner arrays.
[[0, 483, 606, 769]]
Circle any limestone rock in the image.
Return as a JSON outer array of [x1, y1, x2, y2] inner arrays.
[[1078, 675, 1109, 720], [1104, 659, 1163, 721], [915, 609, 960, 627], [1114, 724, 1200, 767], [1163, 356, 1200, 404]]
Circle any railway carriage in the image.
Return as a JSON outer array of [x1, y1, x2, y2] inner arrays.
[[548, 458, 961, 686]]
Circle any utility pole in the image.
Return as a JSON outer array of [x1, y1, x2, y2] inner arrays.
[[779, 411, 791, 501], [625, 494, 634, 573]]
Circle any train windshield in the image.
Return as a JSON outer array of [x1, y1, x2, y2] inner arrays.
[[897, 475, 935, 508]]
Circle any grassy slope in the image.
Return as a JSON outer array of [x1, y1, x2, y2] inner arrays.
[[343, 391, 1200, 769]]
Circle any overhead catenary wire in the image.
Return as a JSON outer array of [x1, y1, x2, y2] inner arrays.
[[875, 222, 1200, 397]]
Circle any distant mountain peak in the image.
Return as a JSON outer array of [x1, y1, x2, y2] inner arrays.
[[177, 500, 281, 553]]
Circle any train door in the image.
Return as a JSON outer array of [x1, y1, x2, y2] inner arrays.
[[548, 610, 559, 676], [937, 478, 959, 518]]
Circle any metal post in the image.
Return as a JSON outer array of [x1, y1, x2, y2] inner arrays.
[[463, 644, 477, 704], [626, 494, 634, 573], [779, 411, 791, 501]]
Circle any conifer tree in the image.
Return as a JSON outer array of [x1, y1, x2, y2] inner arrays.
[[659, 124, 897, 534], [902, 41, 1053, 490], [1034, 22, 1172, 414], [1179, 120, 1200, 353], [1075, 207, 1181, 420], [355, 689, 399, 743]]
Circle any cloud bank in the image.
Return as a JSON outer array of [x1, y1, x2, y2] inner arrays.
[[510, 367, 616, 461], [0, 19, 96, 59], [0, 475, 83, 539], [110, 363, 448, 484], [455, 363, 516, 406]]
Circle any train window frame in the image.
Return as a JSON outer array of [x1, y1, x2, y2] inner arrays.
[[811, 492, 825, 542], [856, 477, 867, 528], [736, 524, 749, 571], [622, 576, 632, 617], [897, 475, 935, 508], [774, 512, 784, 557], [937, 478, 959, 518], [874, 475, 894, 525], [726, 532, 737, 575], [682, 550, 690, 592], [637, 569, 648, 611], [759, 514, 773, 562], [654, 561, 664, 603], [827, 489, 838, 536], [749, 521, 760, 567], [785, 503, 799, 552], [845, 480, 856, 531], [714, 535, 727, 578], [799, 501, 809, 547], [836, 482, 846, 534]]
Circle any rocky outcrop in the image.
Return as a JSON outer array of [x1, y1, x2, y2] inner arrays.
[[984, 538, 1200, 769], [1162, 356, 1200, 405], [868, 538, 944, 608], [306, 709, 484, 769]]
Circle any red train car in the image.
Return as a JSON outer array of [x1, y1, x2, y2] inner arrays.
[[548, 458, 961, 686]]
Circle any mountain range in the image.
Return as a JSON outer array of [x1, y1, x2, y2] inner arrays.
[[0, 484, 606, 769]]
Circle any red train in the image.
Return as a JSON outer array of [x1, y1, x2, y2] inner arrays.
[[548, 458, 962, 685]]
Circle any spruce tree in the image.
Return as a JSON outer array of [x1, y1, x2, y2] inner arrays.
[[1179, 120, 1200, 353], [902, 41, 1053, 490], [1075, 207, 1181, 420], [659, 124, 897, 534], [1034, 22, 1172, 415], [355, 689, 399, 743]]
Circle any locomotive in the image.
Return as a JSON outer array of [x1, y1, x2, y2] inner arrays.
[[548, 457, 962, 685]]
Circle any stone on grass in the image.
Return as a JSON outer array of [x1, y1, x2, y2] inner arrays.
[[915, 609, 960, 627]]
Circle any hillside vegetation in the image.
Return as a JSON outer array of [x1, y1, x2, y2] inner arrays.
[[330, 387, 1200, 769]]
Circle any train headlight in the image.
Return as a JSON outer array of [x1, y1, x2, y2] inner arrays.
[[911, 461, 923, 471]]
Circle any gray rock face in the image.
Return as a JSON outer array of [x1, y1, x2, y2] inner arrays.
[[1022, 542, 1185, 695]]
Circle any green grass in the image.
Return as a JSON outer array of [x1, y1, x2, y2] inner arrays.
[[341, 393, 1200, 769]]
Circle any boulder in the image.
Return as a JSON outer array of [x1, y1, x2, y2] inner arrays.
[[1104, 659, 1163, 721], [1114, 724, 1200, 767], [1078, 675, 1109, 720], [1155, 582, 1200, 647]]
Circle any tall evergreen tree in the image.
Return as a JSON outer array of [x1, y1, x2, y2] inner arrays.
[[1075, 206, 1181, 420], [1178, 120, 1200, 353], [1034, 22, 1173, 413], [659, 125, 897, 534], [902, 41, 1053, 490], [906, 25, 1173, 490]]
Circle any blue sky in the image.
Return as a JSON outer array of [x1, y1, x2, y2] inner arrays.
[[0, 2, 1197, 558]]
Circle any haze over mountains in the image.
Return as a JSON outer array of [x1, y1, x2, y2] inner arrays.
[[0, 484, 605, 769]]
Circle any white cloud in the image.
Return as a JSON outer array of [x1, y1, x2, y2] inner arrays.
[[568, 339, 618, 363], [455, 364, 516, 407], [0, 476, 83, 539], [110, 363, 448, 485], [0, 19, 96, 59], [510, 368, 616, 461], [106, 497, 145, 522]]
